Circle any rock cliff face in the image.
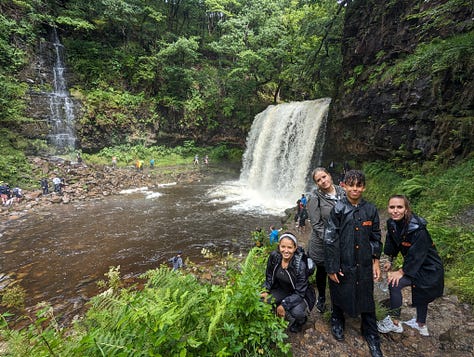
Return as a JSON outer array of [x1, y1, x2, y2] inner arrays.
[[323, 0, 473, 164]]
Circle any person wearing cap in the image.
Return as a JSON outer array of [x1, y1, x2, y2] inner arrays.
[[168, 251, 184, 270], [260, 232, 315, 333]]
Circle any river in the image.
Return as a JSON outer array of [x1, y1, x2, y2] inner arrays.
[[0, 168, 285, 322]]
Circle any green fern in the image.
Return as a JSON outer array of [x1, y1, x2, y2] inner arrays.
[[395, 175, 427, 200]]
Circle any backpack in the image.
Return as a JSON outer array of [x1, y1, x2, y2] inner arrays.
[[294, 246, 315, 277], [294, 246, 316, 310]]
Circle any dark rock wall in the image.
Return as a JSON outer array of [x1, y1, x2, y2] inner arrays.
[[323, 0, 473, 165]]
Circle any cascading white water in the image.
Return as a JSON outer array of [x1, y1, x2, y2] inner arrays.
[[239, 98, 331, 207], [47, 28, 76, 152]]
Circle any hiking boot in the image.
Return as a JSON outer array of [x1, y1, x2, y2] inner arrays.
[[316, 296, 326, 313], [365, 334, 383, 357], [403, 318, 429, 336], [330, 317, 344, 341], [289, 323, 303, 333], [377, 315, 403, 334]]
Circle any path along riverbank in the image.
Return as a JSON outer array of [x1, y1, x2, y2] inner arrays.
[[1, 157, 473, 356]]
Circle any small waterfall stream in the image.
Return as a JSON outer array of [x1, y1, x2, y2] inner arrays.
[[47, 28, 76, 152], [239, 98, 331, 205]]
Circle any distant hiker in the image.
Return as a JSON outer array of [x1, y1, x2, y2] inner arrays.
[[294, 199, 302, 229], [193, 154, 199, 165], [76, 152, 83, 164], [52, 177, 63, 194], [300, 194, 307, 207], [204, 155, 209, 165], [269, 225, 280, 245], [135, 159, 144, 171], [112, 156, 117, 169], [12, 187, 23, 203], [298, 205, 308, 233], [168, 251, 184, 271], [40, 178, 49, 195], [377, 195, 444, 337], [150, 158, 155, 168], [0, 182, 11, 204]]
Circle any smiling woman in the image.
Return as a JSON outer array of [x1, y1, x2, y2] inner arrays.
[[261, 232, 316, 333]]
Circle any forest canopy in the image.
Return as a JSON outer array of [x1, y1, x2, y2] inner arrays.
[[0, 0, 345, 145]]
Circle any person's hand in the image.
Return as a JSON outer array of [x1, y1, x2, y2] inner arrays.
[[373, 259, 381, 281], [276, 304, 285, 318], [387, 269, 404, 287], [328, 271, 344, 283], [383, 261, 391, 272], [260, 292, 269, 303]]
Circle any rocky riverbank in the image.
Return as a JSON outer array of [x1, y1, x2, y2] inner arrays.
[[0, 156, 207, 226]]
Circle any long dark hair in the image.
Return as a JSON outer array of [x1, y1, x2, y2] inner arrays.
[[388, 194, 413, 224]]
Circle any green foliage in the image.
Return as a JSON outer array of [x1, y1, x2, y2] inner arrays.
[[0, 250, 291, 356], [0, 129, 35, 188], [382, 31, 473, 86], [0, 303, 64, 357], [83, 143, 241, 168], [96, 265, 123, 292], [394, 175, 427, 202], [1, 285, 26, 310]]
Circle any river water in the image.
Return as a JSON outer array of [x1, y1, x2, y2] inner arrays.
[[0, 168, 285, 320]]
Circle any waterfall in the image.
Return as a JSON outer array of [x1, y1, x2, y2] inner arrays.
[[47, 28, 76, 152], [239, 98, 331, 207]]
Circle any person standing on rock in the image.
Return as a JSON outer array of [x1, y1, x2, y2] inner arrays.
[[168, 251, 184, 271], [52, 177, 62, 194], [377, 195, 444, 337], [269, 225, 280, 245], [307, 167, 345, 313], [324, 170, 383, 357], [40, 178, 49, 195]]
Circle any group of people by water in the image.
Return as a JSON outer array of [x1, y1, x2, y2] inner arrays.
[[0, 181, 23, 207], [260, 167, 444, 357], [39, 176, 65, 195]]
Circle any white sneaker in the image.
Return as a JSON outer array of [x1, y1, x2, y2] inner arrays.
[[377, 315, 404, 334], [403, 318, 429, 336]]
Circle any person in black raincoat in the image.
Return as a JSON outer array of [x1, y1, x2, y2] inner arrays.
[[324, 170, 383, 357], [261, 232, 316, 333], [377, 195, 444, 337]]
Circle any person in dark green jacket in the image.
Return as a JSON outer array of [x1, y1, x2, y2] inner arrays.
[[377, 195, 444, 337]]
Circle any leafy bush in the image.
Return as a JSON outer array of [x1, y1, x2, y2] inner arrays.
[[0, 129, 34, 188], [0, 250, 291, 356]]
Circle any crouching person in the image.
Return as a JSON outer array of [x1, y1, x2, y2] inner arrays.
[[260, 232, 315, 333]]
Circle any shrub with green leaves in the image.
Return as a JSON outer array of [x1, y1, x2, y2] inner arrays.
[[0, 249, 290, 356]]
